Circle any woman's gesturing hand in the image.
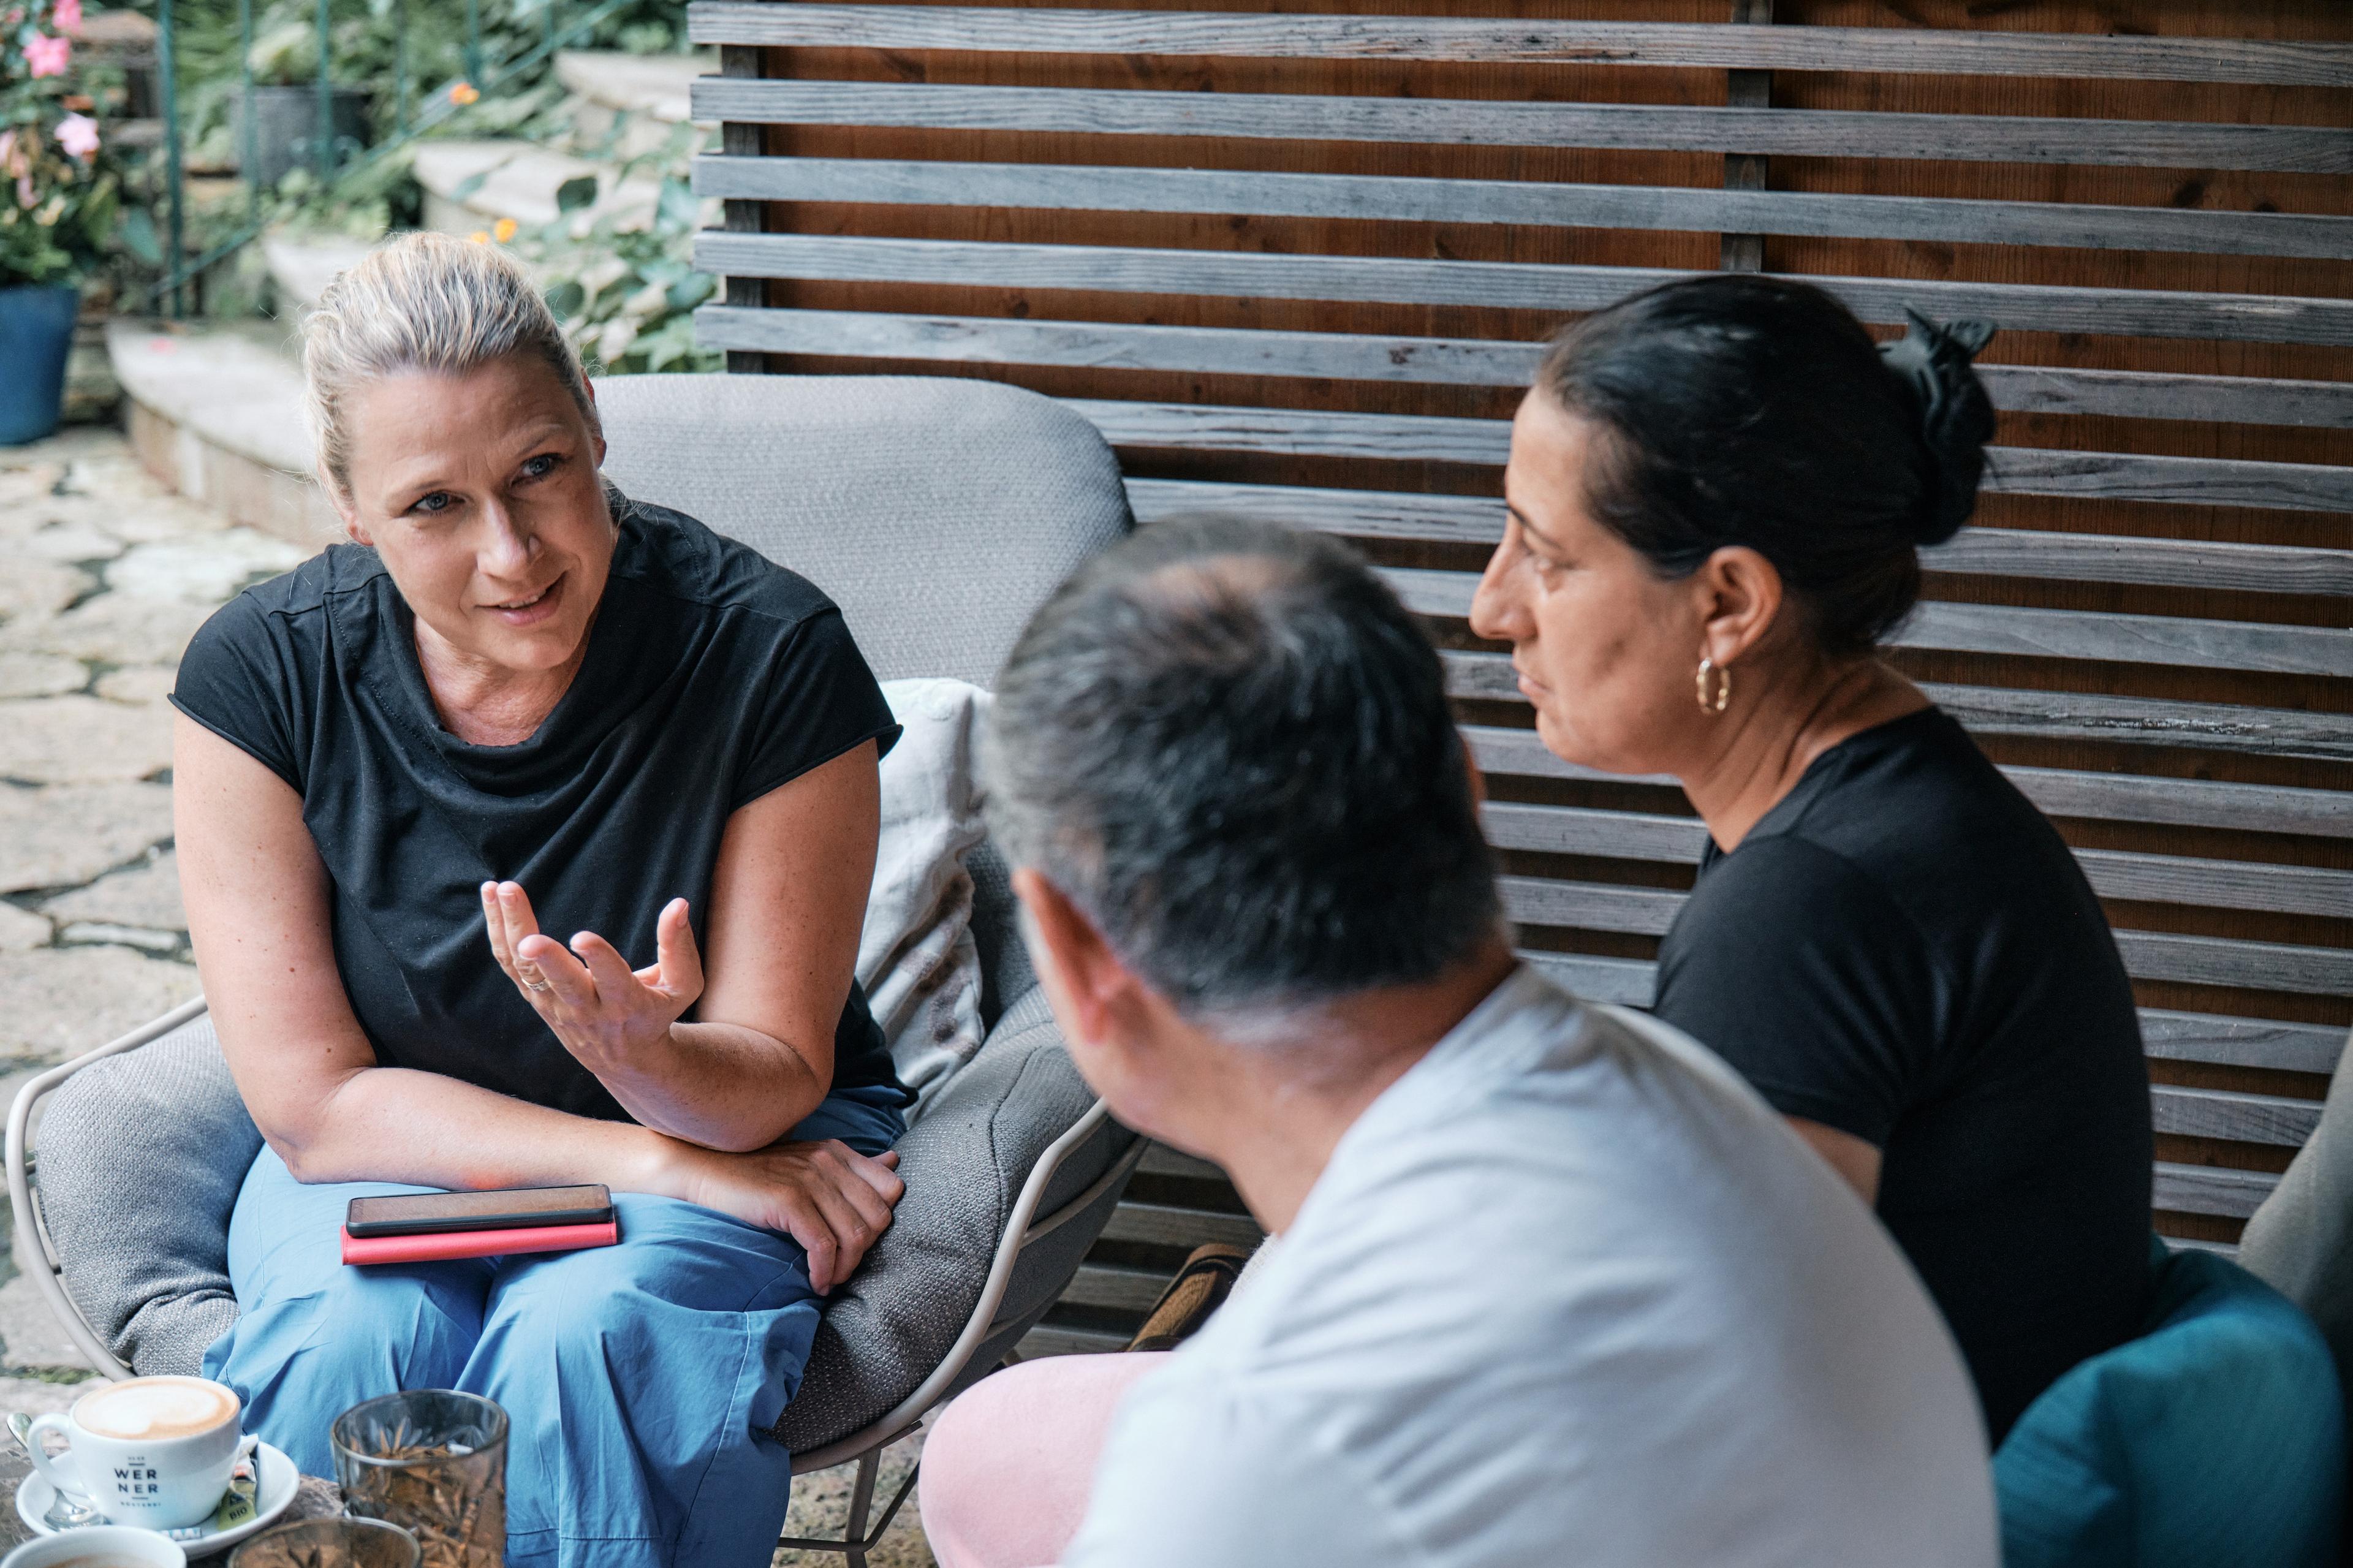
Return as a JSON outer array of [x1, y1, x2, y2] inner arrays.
[[483, 881, 701, 1074], [676, 1139, 907, 1295]]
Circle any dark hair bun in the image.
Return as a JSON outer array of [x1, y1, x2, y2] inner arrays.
[[1536, 275, 2003, 659], [1877, 309, 1998, 547]]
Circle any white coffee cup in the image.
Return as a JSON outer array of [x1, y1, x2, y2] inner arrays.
[[25, 1376, 256, 1531], [0, 1523, 189, 1567]]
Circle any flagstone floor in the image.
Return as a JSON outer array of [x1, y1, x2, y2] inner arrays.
[[0, 425, 937, 1566]]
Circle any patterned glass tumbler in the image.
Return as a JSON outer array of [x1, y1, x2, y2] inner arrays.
[[330, 1390, 507, 1568]]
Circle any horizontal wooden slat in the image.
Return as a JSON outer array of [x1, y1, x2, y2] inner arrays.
[[1061, 1260, 1173, 1313], [1017, 1322, 1132, 1357], [1102, 404, 2353, 491], [2115, 930, 2353, 996], [1384, 564, 2353, 678], [688, 5, 2353, 87], [695, 239, 2353, 350], [2154, 1161, 2278, 1220], [2153, 1085, 2322, 1146], [2139, 1010, 2346, 1075], [1480, 801, 2353, 918], [694, 77, 2353, 174], [1107, 412, 2353, 530], [1101, 1200, 1266, 1249], [1500, 874, 1684, 936], [694, 155, 2352, 259], [1896, 600, 2353, 679], [1499, 879, 2352, 994], [1458, 720, 2343, 843], [1515, 949, 1659, 1007]]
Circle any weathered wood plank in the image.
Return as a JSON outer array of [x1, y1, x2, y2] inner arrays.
[[1460, 720, 2353, 839], [1500, 876, 2351, 993], [1101, 1200, 1265, 1250], [1514, 949, 1659, 1008], [692, 155, 2353, 260], [2113, 930, 2353, 997], [2154, 1161, 2278, 1220], [1896, 600, 2353, 680], [1387, 565, 2353, 679], [692, 77, 2353, 174], [693, 240, 2353, 350], [2139, 1010, 2346, 1075], [1017, 1323, 1132, 1358], [1452, 648, 2353, 765], [1129, 474, 2353, 594], [1061, 1261, 1174, 1313], [686, 5, 2353, 87], [1480, 800, 2353, 918], [1499, 874, 1686, 936], [2153, 1085, 2323, 1147], [1514, 947, 2342, 1078], [1918, 684, 2353, 765]]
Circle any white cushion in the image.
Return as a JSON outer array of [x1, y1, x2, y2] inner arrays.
[[860, 678, 993, 1112]]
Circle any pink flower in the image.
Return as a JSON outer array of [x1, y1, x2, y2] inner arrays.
[[54, 112, 97, 160], [52, 0, 80, 32], [23, 31, 70, 75]]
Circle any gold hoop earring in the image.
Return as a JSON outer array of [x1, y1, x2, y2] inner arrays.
[[1696, 658, 1731, 714]]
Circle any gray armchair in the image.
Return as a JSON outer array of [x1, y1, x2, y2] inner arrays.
[[4, 374, 1142, 1565]]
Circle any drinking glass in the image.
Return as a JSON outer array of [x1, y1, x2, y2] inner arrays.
[[329, 1391, 506, 1568], [228, 1517, 423, 1568]]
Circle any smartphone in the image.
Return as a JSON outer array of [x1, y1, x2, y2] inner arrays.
[[345, 1184, 615, 1238]]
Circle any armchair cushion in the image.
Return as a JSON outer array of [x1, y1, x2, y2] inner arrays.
[[772, 985, 1134, 1453], [1994, 1234, 2345, 1568], [36, 1015, 261, 1376]]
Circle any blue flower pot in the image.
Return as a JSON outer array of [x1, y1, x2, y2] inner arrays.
[[0, 283, 82, 446]]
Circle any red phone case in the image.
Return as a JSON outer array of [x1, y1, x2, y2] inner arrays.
[[341, 1219, 620, 1265]]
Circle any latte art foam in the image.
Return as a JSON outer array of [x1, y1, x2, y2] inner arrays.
[[75, 1376, 238, 1441]]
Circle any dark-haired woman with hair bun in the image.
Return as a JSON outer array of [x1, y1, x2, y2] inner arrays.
[[1469, 274, 2152, 1444]]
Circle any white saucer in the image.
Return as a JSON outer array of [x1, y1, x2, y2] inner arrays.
[[16, 1440, 298, 1555]]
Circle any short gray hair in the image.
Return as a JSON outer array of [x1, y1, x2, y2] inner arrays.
[[301, 231, 597, 491], [984, 515, 1501, 1028]]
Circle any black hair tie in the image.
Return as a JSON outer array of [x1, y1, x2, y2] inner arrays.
[[1879, 308, 1998, 547]]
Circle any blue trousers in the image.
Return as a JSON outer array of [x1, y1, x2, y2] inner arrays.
[[202, 1088, 906, 1568]]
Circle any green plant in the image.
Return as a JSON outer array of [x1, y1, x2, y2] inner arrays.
[[2, 0, 125, 287], [528, 119, 717, 375]]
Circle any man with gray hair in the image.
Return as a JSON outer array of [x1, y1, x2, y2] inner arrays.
[[935, 515, 1996, 1567]]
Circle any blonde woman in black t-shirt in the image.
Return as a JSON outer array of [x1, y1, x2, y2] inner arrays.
[[172, 232, 909, 1568], [1468, 275, 2153, 1444]]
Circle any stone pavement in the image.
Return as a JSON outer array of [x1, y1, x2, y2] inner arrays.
[[0, 426, 939, 1565], [0, 423, 306, 1429]]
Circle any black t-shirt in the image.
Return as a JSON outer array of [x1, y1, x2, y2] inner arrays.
[[1653, 707, 2151, 1443], [172, 493, 908, 1121]]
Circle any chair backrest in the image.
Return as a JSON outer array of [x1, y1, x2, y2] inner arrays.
[[1995, 1236, 2346, 1568], [596, 373, 1131, 1020], [593, 373, 1134, 689]]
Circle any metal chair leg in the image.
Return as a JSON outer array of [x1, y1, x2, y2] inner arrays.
[[843, 1447, 881, 1568]]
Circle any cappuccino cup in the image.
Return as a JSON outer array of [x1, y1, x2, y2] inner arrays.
[[25, 1376, 255, 1531]]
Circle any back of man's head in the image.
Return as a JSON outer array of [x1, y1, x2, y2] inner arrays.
[[985, 513, 1502, 1032]]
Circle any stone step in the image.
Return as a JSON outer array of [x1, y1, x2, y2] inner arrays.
[[259, 230, 380, 312], [555, 50, 714, 161], [409, 138, 662, 237], [104, 319, 333, 548]]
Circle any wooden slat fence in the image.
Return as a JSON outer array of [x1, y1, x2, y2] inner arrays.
[[687, 0, 2352, 1350]]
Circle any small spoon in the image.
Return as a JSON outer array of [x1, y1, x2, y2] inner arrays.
[[6, 1411, 104, 1531]]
